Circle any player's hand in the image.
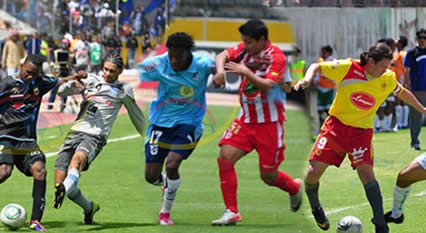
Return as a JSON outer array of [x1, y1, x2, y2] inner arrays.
[[293, 79, 310, 91], [225, 62, 250, 76], [213, 72, 225, 88], [74, 71, 88, 80], [71, 80, 84, 91]]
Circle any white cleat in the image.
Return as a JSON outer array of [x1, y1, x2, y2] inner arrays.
[[159, 212, 174, 225], [211, 209, 242, 226], [290, 178, 303, 212]]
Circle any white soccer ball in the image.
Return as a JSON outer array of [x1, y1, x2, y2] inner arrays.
[[0, 203, 27, 230], [336, 216, 363, 233]]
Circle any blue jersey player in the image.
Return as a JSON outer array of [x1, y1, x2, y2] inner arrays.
[[140, 32, 215, 225]]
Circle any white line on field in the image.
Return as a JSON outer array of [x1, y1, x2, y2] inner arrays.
[[45, 134, 141, 158], [308, 190, 426, 217]]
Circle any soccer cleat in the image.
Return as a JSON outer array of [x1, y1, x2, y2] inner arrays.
[[159, 212, 174, 225], [290, 178, 303, 212], [83, 202, 100, 225], [53, 182, 66, 209], [411, 144, 421, 151], [211, 209, 242, 226], [28, 220, 46, 232], [312, 206, 330, 230], [384, 210, 404, 224]]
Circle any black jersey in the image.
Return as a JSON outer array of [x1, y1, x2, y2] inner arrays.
[[0, 75, 58, 142]]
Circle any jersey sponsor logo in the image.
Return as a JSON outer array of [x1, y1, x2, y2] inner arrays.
[[350, 92, 376, 110], [353, 69, 365, 78], [144, 61, 157, 72], [179, 86, 195, 98], [12, 102, 25, 112]]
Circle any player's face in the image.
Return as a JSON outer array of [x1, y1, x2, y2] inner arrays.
[[418, 33, 426, 48], [168, 48, 190, 71], [20, 62, 40, 82], [367, 58, 391, 77], [103, 61, 122, 83], [242, 35, 265, 56]]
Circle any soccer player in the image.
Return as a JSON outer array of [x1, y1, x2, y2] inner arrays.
[[211, 19, 303, 226], [384, 152, 426, 224], [294, 43, 426, 233], [0, 54, 87, 232], [52, 54, 145, 224], [140, 32, 215, 225]]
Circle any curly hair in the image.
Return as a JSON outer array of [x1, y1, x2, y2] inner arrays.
[[24, 54, 45, 67], [166, 32, 195, 51]]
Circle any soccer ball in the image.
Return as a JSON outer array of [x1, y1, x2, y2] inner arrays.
[[0, 203, 27, 230], [336, 216, 363, 233]]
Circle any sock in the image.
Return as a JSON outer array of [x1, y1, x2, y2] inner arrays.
[[218, 158, 238, 213], [391, 185, 411, 218], [383, 115, 392, 131], [305, 182, 320, 210], [64, 168, 80, 196], [402, 105, 409, 127], [271, 171, 300, 195], [395, 105, 402, 128], [31, 179, 46, 221], [364, 180, 386, 227], [68, 187, 92, 214], [160, 177, 180, 213], [374, 116, 382, 130]]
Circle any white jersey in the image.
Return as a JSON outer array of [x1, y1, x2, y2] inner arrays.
[[58, 74, 144, 139]]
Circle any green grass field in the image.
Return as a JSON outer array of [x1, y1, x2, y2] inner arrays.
[[1, 105, 425, 233]]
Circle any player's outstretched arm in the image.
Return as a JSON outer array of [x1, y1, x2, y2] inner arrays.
[[213, 50, 229, 88], [396, 86, 426, 115], [123, 95, 145, 136], [294, 63, 320, 91]]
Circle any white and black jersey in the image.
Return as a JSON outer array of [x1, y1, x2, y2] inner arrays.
[[0, 75, 58, 142], [58, 73, 144, 140]]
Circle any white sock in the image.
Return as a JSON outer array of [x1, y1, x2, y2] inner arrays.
[[161, 178, 180, 213], [402, 105, 409, 127], [395, 105, 402, 128], [391, 185, 411, 218], [64, 168, 80, 196], [383, 115, 392, 131]]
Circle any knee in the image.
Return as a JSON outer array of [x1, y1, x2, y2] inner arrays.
[[260, 171, 276, 185], [396, 169, 414, 187], [31, 161, 46, 180], [145, 173, 160, 185], [0, 164, 12, 183]]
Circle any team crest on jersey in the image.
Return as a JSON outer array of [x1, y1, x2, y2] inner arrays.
[[0, 145, 4, 152], [381, 82, 387, 89], [179, 86, 195, 98], [33, 87, 40, 96], [350, 92, 376, 110], [10, 87, 20, 94]]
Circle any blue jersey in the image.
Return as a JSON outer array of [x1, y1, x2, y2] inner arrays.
[[140, 53, 215, 128], [404, 47, 426, 91]]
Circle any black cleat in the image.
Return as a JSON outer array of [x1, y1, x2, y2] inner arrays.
[[83, 202, 100, 225], [384, 210, 404, 224], [312, 206, 330, 231], [53, 183, 66, 209]]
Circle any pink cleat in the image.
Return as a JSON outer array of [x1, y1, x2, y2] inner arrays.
[[159, 212, 174, 225]]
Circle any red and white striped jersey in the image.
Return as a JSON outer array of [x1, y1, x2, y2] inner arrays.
[[227, 42, 286, 124]]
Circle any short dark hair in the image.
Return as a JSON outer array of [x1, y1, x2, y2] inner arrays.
[[104, 53, 124, 70], [166, 32, 194, 51], [321, 45, 333, 55], [377, 38, 395, 48], [24, 54, 45, 67], [360, 43, 393, 66], [238, 19, 268, 41], [416, 28, 426, 38], [398, 35, 408, 49]]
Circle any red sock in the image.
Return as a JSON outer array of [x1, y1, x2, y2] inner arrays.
[[272, 171, 300, 195], [217, 158, 238, 213]]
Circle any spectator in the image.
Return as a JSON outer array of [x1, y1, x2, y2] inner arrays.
[[1, 32, 26, 77], [126, 33, 138, 69], [131, 5, 147, 36], [90, 36, 103, 74]]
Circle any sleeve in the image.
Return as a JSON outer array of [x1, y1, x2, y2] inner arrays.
[[139, 57, 160, 81], [38, 75, 59, 96], [263, 50, 285, 83], [319, 59, 352, 83], [57, 80, 82, 97], [403, 50, 415, 69], [121, 84, 145, 136], [226, 42, 245, 62]]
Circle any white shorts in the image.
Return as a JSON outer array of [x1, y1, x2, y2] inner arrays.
[[414, 153, 426, 169]]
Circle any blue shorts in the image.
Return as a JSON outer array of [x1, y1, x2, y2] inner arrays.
[[145, 124, 202, 163]]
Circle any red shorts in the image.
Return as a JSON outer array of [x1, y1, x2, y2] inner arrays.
[[219, 119, 285, 172], [310, 116, 374, 169]]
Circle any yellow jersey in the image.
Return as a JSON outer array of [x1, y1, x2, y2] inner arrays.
[[320, 58, 403, 129]]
